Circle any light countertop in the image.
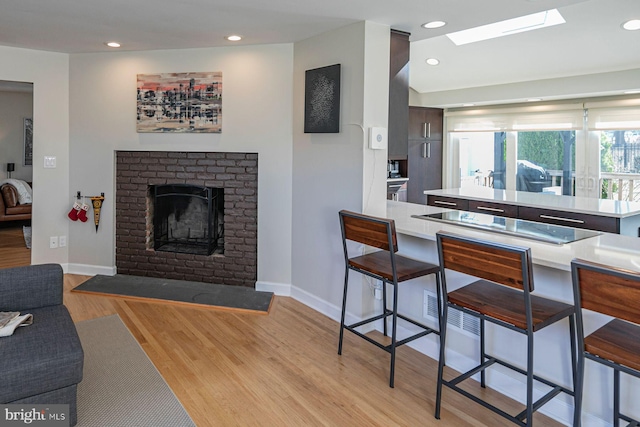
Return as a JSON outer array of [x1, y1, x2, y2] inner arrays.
[[387, 200, 640, 273], [424, 187, 640, 218]]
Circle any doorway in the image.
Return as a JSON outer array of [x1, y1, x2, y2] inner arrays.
[[0, 80, 34, 268]]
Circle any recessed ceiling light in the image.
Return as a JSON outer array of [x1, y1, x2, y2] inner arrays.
[[446, 9, 565, 45], [425, 58, 440, 66], [105, 42, 121, 48], [463, 103, 475, 107], [527, 98, 542, 102], [422, 21, 446, 29], [622, 19, 640, 31], [226, 35, 242, 41]]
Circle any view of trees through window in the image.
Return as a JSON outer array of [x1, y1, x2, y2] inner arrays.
[[600, 130, 640, 200], [601, 130, 640, 173], [457, 131, 575, 196], [518, 131, 575, 172]]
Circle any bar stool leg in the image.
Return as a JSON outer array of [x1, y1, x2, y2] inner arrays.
[[382, 279, 388, 337], [568, 315, 578, 424], [338, 267, 350, 355], [435, 273, 445, 366], [614, 368, 620, 426], [574, 314, 585, 427], [435, 301, 448, 419], [480, 318, 486, 388], [526, 331, 534, 425], [389, 281, 399, 388]]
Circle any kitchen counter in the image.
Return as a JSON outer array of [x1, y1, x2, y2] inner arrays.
[[425, 187, 640, 217], [388, 200, 640, 272]]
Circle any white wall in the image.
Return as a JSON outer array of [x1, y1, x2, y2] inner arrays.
[[68, 44, 293, 286], [413, 68, 640, 108], [291, 21, 389, 320], [0, 90, 33, 181], [0, 46, 70, 266]]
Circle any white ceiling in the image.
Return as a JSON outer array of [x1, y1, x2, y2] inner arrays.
[[0, 0, 638, 96]]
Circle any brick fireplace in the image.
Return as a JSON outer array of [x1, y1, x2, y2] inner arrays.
[[115, 151, 257, 287]]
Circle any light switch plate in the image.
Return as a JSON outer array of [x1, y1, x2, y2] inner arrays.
[[369, 127, 387, 150], [44, 156, 57, 168]]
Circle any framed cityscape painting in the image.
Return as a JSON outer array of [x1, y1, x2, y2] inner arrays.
[[137, 72, 222, 133], [304, 64, 341, 133]]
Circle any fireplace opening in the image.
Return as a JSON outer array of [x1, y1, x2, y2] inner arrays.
[[151, 184, 224, 256]]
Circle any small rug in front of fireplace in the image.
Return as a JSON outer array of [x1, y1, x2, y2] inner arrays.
[[72, 275, 273, 314]]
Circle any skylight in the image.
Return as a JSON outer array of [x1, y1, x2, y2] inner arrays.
[[446, 9, 565, 46]]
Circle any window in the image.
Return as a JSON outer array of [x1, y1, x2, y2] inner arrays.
[[447, 104, 582, 197], [588, 102, 640, 201]]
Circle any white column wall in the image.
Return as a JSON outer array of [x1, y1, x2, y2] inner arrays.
[[291, 21, 389, 321]]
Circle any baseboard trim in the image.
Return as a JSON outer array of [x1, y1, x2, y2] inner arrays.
[[255, 280, 291, 296], [66, 263, 117, 276]]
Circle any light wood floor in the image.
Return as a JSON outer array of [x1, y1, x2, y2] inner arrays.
[[0, 225, 31, 269], [61, 274, 564, 427]]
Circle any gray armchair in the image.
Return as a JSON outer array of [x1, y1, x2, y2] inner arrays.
[[0, 264, 84, 426]]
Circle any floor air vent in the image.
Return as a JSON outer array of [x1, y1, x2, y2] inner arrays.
[[423, 290, 480, 338]]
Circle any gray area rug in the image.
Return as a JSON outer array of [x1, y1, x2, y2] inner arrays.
[[73, 274, 273, 313], [22, 226, 31, 249], [75, 315, 196, 427]]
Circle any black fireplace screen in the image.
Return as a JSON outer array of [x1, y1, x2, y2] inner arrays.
[[152, 184, 224, 256]]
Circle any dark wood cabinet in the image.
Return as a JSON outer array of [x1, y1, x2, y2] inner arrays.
[[388, 30, 410, 160], [468, 200, 518, 218], [409, 107, 443, 141], [426, 194, 623, 234], [426, 195, 469, 211], [407, 107, 443, 204], [517, 206, 619, 233]]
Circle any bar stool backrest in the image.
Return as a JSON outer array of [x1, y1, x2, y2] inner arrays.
[[571, 259, 640, 325], [437, 231, 534, 293], [339, 210, 397, 253]]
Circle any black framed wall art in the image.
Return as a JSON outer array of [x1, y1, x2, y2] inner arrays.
[[304, 64, 341, 133]]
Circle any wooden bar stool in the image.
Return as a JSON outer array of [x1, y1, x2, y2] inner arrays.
[[571, 259, 640, 427], [435, 231, 577, 426], [338, 210, 441, 388]]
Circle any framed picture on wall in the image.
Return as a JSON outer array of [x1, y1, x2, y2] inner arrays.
[[24, 118, 33, 166], [304, 64, 341, 133], [136, 72, 223, 133]]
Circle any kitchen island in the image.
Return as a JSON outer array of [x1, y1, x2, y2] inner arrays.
[[385, 200, 640, 426]]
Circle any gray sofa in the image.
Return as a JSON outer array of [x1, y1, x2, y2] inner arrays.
[[0, 264, 84, 426]]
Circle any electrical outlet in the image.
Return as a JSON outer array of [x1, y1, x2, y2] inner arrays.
[[59, 236, 67, 247], [373, 281, 383, 300], [49, 236, 58, 249]]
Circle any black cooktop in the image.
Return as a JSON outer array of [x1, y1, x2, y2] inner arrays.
[[412, 211, 601, 245]]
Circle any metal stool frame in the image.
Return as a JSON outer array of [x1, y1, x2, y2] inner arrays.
[[571, 258, 640, 427], [435, 231, 577, 426], [338, 210, 441, 388]]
